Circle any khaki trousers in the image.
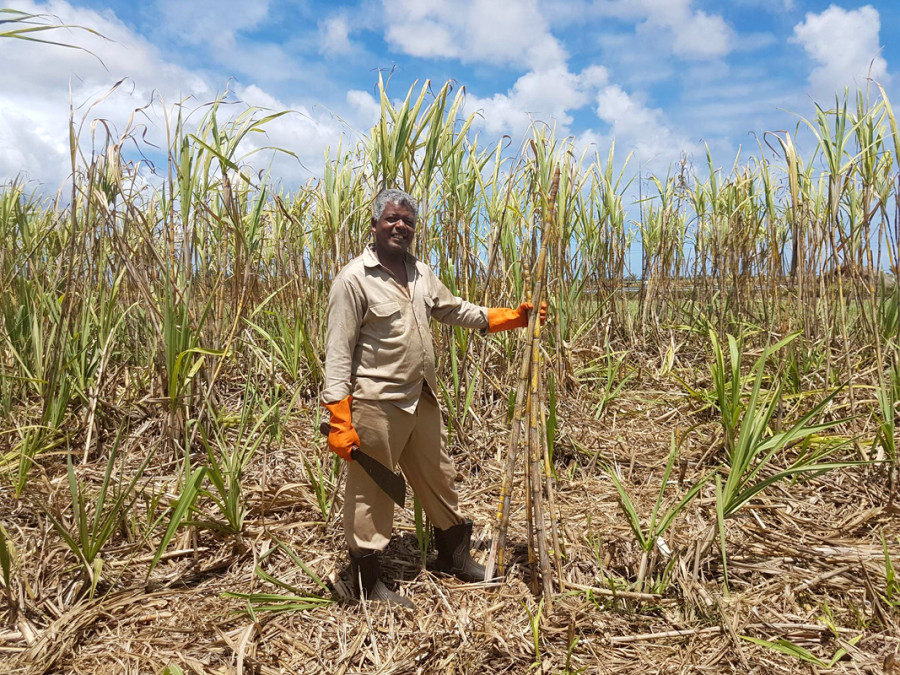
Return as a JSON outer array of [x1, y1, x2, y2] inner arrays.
[[345, 387, 464, 552]]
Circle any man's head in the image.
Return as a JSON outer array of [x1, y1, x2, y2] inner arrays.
[[371, 189, 418, 262], [372, 189, 418, 223]]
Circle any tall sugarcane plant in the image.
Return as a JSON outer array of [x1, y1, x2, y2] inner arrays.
[[486, 141, 564, 608]]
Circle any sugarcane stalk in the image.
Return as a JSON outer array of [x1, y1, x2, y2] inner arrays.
[[539, 391, 565, 589], [523, 373, 536, 589], [485, 231, 535, 577], [528, 340, 552, 605], [487, 164, 560, 575], [528, 169, 560, 600], [485, 334, 531, 576]]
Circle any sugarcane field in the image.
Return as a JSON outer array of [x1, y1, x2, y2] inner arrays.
[[3, 7, 900, 675]]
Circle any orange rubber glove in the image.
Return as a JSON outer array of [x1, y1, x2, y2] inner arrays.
[[487, 302, 548, 333], [323, 396, 360, 461]]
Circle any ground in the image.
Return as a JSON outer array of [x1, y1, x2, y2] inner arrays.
[[1, 360, 898, 674]]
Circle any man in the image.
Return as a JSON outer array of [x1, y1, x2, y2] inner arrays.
[[323, 188, 546, 608]]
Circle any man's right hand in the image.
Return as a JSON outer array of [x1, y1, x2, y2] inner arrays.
[[323, 396, 360, 461]]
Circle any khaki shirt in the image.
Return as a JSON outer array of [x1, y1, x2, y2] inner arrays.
[[323, 243, 488, 413]]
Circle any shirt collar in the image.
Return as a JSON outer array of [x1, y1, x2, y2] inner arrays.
[[362, 243, 380, 268], [363, 242, 417, 269]]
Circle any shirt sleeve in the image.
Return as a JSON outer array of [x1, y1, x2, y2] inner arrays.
[[426, 266, 489, 330], [322, 273, 364, 404]]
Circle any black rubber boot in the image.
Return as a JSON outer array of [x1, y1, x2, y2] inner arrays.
[[431, 520, 492, 582], [350, 550, 414, 609]]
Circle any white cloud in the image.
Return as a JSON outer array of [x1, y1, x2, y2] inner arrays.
[[0, 0, 216, 188], [154, 0, 270, 49], [231, 85, 357, 183], [594, 85, 700, 166], [319, 15, 353, 56], [150, 0, 296, 83], [464, 65, 608, 138], [664, 9, 731, 59], [346, 90, 382, 129], [792, 5, 889, 99], [0, 105, 69, 189], [588, 0, 733, 59], [382, 0, 567, 69], [0, 1, 373, 190], [631, 0, 733, 59]]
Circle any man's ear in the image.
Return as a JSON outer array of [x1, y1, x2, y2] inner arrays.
[[370, 217, 377, 230]]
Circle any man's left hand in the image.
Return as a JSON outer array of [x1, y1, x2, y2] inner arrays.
[[487, 301, 548, 332]]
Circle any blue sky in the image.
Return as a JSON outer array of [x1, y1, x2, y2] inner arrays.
[[0, 0, 896, 191]]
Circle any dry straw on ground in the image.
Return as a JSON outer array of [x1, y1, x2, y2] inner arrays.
[[1, 368, 898, 674]]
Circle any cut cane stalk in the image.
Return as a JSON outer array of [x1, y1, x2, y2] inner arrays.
[[487, 161, 561, 607]]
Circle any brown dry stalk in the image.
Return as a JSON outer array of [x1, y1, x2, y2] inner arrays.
[[487, 164, 562, 607], [486, 241, 534, 577], [526, 166, 562, 606]]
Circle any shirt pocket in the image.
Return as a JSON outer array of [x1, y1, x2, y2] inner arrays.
[[363, 301, 403, 339]]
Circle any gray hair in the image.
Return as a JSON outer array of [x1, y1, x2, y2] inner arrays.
[[372, 189, 418, 222]]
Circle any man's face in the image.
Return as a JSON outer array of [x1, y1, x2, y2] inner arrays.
[[371, 200, 416, 260]]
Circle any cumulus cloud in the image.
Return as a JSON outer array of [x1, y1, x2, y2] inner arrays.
[[663, 10, 731, 59], [382, 0, 567, 69], [149, 0, 296, 82], [463, 65, 608, 138], [588, 0, 733, 59], [153, 0, 270, 49], [232, 85, 377, 184], [319, 15, 354, 56], [346, 90, 382, 128], [0, 1, 372, 190], [792, 5, 889, 99], [594, 85, 699, 166], [0, 0, 214, 188]]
